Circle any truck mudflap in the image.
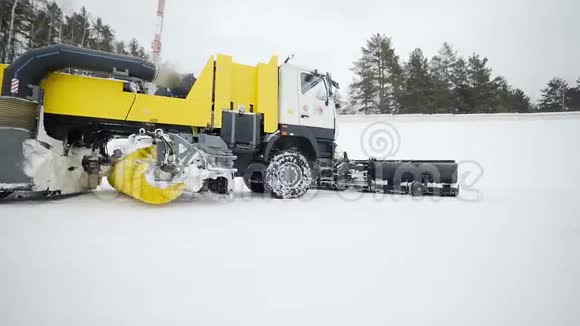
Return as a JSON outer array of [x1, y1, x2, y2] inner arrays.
[[316, 158, 459, 197]]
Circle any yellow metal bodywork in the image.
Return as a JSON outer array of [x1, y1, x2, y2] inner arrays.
[[43, 73, 136, 120], [41, 55, 279, 132], [126, 57, 215, 127], [214, 55, 279, 132], [0, 64, 7, 89], [108, 146, 186, 205], [39, 55, 279, 205]]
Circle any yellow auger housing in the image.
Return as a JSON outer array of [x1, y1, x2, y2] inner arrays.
[[108, 146, 186, 205]]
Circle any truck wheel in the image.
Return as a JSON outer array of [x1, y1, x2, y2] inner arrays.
[[265, 151, 312, 199], [410, 181, 425, 197], [243, 163, 266, 193], [208, 177, 230, 195]]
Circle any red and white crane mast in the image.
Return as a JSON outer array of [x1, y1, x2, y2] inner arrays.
[[152, 0, 166, 66]]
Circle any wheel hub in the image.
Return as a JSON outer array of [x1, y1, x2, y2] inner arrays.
[[279, 162, 302, 188]]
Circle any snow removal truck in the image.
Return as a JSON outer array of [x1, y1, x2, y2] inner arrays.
[[0, 45, 459, 204]]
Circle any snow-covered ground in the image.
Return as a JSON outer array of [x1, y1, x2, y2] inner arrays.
[[1, 113, 579, 326]]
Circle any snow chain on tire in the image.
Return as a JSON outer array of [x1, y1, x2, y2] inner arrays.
[[265, 151, 313, 199]]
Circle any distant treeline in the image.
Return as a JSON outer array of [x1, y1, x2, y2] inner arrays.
[[341, 34, 580, 114], [1, 3, 578, 115], [0, 0, 148, 63]]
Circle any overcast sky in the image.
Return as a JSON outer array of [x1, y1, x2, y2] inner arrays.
[[57, 0, 579, 100]]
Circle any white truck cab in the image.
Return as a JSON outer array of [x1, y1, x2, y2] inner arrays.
[[278, 64, 337, 131]]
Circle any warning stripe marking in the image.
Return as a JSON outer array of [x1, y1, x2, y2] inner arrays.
[[10, 78, 19, 94]]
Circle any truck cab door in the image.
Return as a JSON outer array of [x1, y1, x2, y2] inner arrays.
[[298, 72, 335, 130]]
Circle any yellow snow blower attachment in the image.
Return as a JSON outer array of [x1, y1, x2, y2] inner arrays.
[[108, 146, 186, 205]]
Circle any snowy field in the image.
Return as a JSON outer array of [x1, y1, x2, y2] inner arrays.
[[1, 113, 579, 326]]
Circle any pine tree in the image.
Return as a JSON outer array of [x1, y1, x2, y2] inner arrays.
[[0, 0, 36, 62], [430, 42, 458, 113], [45, 1, 62, 43], [348, 34, 403, 114], [466, 54, 495, 113], [0, 1, 146, 70], [491, 77, 532, 113], [79, 7, 89, 47], [510, 88, 533, 113], [128, 38, 147, 58], [61, 6, 90, 47], [13, 0, 34, 61], [401, 48, 434, 114], [490, 77, 511, 113], [350, 60, 377, 114], [567, 78, 580, 112], [28, 1, 63, 48], [451, 57, 469, 113], [4, 0, 21, 62], [0, 0, 63, 61], [128, 38, 139, 56], [115, 40, 128, 55], [430, 43, 457, 86], [538, 77, 568, 112], [0, 0, 17, 62], [88, 18, 114, 52], [333, 91, 351, 114]]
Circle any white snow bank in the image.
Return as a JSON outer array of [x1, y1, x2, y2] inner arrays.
[[22, 139, 92, 194]]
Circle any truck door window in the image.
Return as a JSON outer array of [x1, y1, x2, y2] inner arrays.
[[301, 73, 327, 99]]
